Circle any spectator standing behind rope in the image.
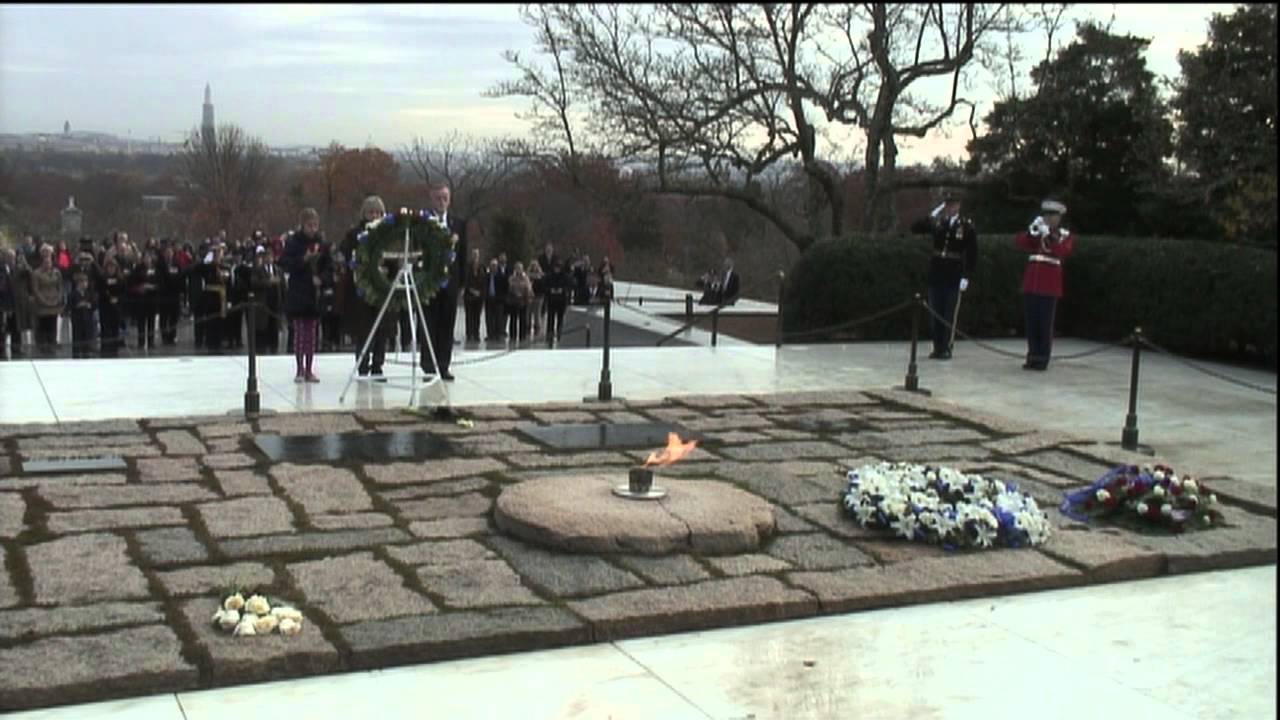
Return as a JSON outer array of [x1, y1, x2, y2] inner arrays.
[[507, 261, 533, 342], [158, 245, 183, 346], [30, 245, 62, 357], [463, 247, 485, 344], [543, 259, 570, 347], [250, 245, 284, 355], [911, 191, 977, 360], [68, 271, 96, 359], [1015, 199, 1075, 371], [281, 208, 324, 383], [527, 259, 546, 338], [97, 256, 126, 358], [128, 250, 160, 350]]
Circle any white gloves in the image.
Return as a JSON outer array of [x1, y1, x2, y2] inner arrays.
[[1029, 216, 1049, 236], [930, 202, 947, 218], [959, 278, 969, 292]]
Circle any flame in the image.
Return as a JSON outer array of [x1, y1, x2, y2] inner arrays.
[[644, 432, 698, 467]]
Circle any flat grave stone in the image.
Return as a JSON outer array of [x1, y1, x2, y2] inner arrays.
[[517, 422, 698, 451], [253, 431, 453, 464], [20, 456, 127, 475]]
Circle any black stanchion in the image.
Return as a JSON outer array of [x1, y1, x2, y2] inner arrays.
[[902, 294, 929, 395], [244, 295, 261, 417], [710, 306, 719, 347], [775, 271, 785, 348], [684, 293, 693, 327], [586, 300, 617, 403], [1121, 327, 1143, 451]]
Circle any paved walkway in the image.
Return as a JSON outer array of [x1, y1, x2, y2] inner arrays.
[[0, 334, 1275, 718]]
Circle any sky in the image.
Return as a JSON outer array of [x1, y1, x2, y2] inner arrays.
[[0, 3, 1239, 166]]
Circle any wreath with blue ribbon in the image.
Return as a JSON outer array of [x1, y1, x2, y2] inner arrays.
[[352, 209, 455, 311]]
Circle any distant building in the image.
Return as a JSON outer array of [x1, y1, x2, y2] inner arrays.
[[202, 83, 216, 148]]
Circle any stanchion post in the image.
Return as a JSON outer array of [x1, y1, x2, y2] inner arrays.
[[904, 294, 922, 392], [685, 293, 693, 326], [595, 300, 613, 401], [1121, 326, 1142, 450], [244, 294, 261, 417], [775, 271, 785, 348], [710, 306, 719, 347]]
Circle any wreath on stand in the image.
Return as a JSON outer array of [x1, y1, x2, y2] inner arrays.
[[352, 209, 455, 312]]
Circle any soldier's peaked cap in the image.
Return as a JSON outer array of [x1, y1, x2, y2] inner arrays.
[[1041, 199, 1067, 214]]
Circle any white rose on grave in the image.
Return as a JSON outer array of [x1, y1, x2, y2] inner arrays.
[[1209, 494, 1218, 505], [253, 614, 280, 634], [270, 606, 303, 622], [233, 618, 257, 636], [1152, 485, 1166, 498], [245, 595, 271, 616], [1184, 479, 1198, 493], [218, 609, 241, 631], [1161, 504, 1173, 517], [278, 618, 302, 636], [223, 593, 245, 612], [1136, 502, 1149, 515], [1153, 470, 1165, 481], [1095, 489, 1110, 502]]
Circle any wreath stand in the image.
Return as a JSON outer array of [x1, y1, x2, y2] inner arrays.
[[338, 226, 451, 412]]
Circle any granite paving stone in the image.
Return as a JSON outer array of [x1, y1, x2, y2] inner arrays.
[[879, 443, 993, 463], [395, 492, 493, 521], [678, 414, 776, 432], [407, 518, 491, 538], [1121, 506, 1278, 573], [197, 496, 296, 538], [38, 483, 216, 509], [175, 599, 340, 685], [195, 422, 252, 438], [613, 555, 713, 585], [257, 413, 363, 436], [0, 602, 165, 642], [789, 502, 886, 540], [270, 463, 373, 515], [457, 405, 523, 420], [505, 451, 635, 469], [713, 463, 840, 506], [364, 458, 507, 485], [379, 477, 491, 500], [0, 625, 197, 710], [0, 547, 18, 608], [0, 492, 24, 538], [154, 561, 275, 596], [340, 606, 590, 670], [47, 506, 186, 533], [386, 539, 497, 566], [751, 390, 876, 407], [416, 559, 544, 608], [766, 533, 877, 571], [787, 551, 1083, 613], [450, 435, 542, 455], [852, 539, 950, 565], [287, 552, 436, 623], [310, 512, 395, 530], [485, 535, 646, 598], [700, 430, 772, 444], [201, 452, 256, 470], [134, 527, 210, 567], [1196, 477, 1277, 517], [674, 394, 762, 409], [761, 428, 817, 440], [1012, 449, 1118, 483], [17, 433, 151, 449], [567, 576, 819, 640], [707, 554, 792, 576], [771, 505, 818, 534], [136, 457, 202, 482], [219, 527, 410, 558], [206, 438, 245, 454], [1036, 528, 1166, 582], [156, 430, 207, 456], [212, 470, 273, 496], [719, 440, 851, 461], [21, 444, 159, 460], [28, 533, 150, 605]]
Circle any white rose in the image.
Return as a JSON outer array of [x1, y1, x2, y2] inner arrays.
[[1209, 494, 1218, 505], [253, 614, 280, 634], [1136, 502, 1149, 515], [1160, 504, 1173, 517], [233, 618, 257, 636], [1184, 479, 1198, 493], [1169, 475, 1181, 488], [1152, 485, 1165, 498], [218, 609, 241, 631], [223, 593, 245, 612], [245, 595, 271, 616], [278, 617, 302, 636], [1095, 489, 1110, 502], [1153, 470, 1165, 481], [270, 606, 304, 622]]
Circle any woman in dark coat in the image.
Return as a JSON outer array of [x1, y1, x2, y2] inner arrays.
[[280, 207, 324, 382], [339, 195, 389, 378], [97, 256, 126, 358]]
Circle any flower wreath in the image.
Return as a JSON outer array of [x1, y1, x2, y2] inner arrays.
[[352, 209, 455, 311], [841, 462, 1053, 550], [1060, 464, 1224, 534]]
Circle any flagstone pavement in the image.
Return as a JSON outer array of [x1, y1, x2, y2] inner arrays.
[[0, 382, 1274, 714]]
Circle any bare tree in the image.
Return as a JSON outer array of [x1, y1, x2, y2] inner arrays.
[[400, 131, 521, 220], [179, 123, 275, 239]]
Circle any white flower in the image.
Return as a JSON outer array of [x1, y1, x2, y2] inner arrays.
[[1169, 475, 1182, 488], [1184, 479, 1198, 493], [891, 514, 920, 540], [1201, 515, 1213, 526], [1152, 485, 1165, 498], [1136, 502, 1149, 515], [218, 609, 240, 631], [223, 593, 245, 612], [1161, 504, 1173, 517], [973, 523, 997, 547], [855, 503, 878, 525], [1095, 489, 1110, 502], [245, 595, 271, 616], [233, 618, 257, 636], [270, 606, 303, 622], [253, 614, 280, 634], [1209, 494, 1218, 505], [1153, 469, 1165, 481], [278, 618, 302, 636]]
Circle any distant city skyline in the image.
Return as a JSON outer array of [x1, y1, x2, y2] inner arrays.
[[0, 4, 1237, 165]]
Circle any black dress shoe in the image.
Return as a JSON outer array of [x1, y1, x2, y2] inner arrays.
[[440, 371, 455, 381]]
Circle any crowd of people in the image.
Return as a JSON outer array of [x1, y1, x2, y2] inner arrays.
[[0, 185, 620, 383]]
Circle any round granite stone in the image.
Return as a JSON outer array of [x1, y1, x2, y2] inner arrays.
[[494, 474, 775, 555]]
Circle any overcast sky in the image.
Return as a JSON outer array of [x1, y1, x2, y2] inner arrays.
[[0, 3, 1237, 165]]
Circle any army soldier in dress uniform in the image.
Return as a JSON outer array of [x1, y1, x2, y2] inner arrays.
[[913, 191, 977, 360], [1015, 199, 1074, 370]]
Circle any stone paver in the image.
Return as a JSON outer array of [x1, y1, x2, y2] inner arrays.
[[213, 470, 274, 496], [0, 547, 19, 608], [417, 559, 544, 608], [38, 482, 216, 508], [219, 527, 410, 558], [486, 535, 646, 598], [155, 561, 275, 597], [287, 552, 436, 624], [176, 599, 341, 685], [0, 625, 197, 710], [136, 457, 202, 482], [1037, 528, 1166, 582], [201, 452, 256, 470], [156, 430, 207, 456], [707, 554, 792, 576], [311, 513, 395, 530], [386, 539, 497, 566], [28, 533, 150, 605], [271, 463, 373, 515], [0, 472, 128, 490], [134, 527, 211, 566], [407, 518, 491, 538], [380, 477, 490, 500], [364, 458, 506, 485], [766, 533, 877, 571], [0, 602, 165, 642], [0, 492, 24, 538], [614, 554, 713, 585], [47, 506, 186, 534], [198, 496, 296, 538]]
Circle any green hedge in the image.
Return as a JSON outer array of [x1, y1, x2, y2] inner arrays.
[[782, 234, 1277, 367]]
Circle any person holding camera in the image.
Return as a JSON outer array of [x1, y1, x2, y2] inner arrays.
[[1015, 199, 1074, 371]]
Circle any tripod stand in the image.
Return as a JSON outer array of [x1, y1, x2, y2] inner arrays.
[[339, 226, 450, 411]]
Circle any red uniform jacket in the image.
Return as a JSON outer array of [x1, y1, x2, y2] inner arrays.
[[1015, 228, 1074, 298]]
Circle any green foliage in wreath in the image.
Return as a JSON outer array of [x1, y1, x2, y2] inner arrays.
[[353, 209, 455, 311]]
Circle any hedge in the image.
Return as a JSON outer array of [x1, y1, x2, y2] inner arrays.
[[782, 234, 1277, 368]]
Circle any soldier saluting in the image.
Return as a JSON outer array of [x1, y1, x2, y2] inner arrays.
[[1015, 199, 1074, 370], [913, 190, 977, 360]]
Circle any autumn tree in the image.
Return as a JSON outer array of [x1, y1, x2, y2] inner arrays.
[[1172, 4, 1277, 245], [179, 123, 277, 240], [299, 144, 400, 238], [400, 131, 520, 223]]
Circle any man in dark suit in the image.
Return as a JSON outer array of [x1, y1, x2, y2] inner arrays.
[[718, 257, 740, 305], [420, 183, 468, 381]]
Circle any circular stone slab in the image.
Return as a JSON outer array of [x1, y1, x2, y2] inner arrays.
[[494, 474, 775, 555]]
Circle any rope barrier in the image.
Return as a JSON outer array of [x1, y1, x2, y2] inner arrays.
[[1138, 334, 1278, 396], [917, 301, 1130, 361], [779, 298, 917, 341]]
